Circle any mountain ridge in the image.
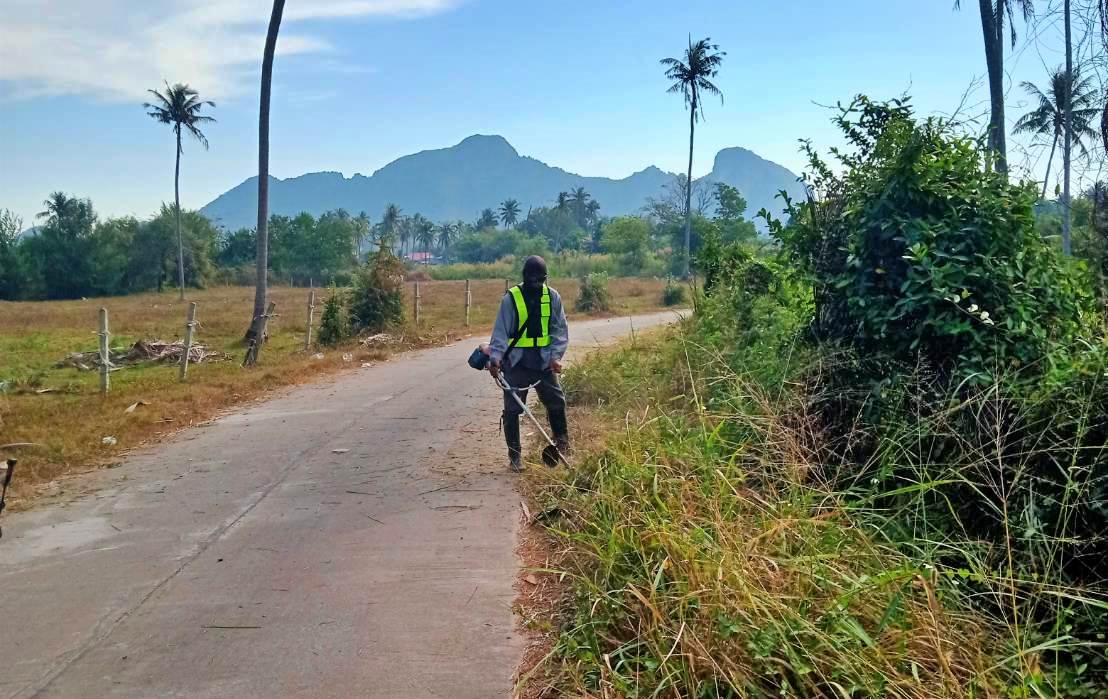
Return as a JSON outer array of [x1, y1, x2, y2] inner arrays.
[[200, 135, 805, 230]]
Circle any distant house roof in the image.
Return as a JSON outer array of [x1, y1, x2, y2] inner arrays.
[[405, 252, 438, 262]]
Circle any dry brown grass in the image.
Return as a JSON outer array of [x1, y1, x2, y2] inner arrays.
[[0, 277, 667, 506]]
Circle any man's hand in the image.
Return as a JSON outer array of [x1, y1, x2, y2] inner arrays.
[[550, 359, 564, 374], [488, 358, 501, 379]]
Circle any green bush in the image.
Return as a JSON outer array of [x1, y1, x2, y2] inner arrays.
[[661, 278, 686, 306], [349, 249, 405, 333], [770, 97, 1091, 382], [316, 286, 349, 346], [574, 272, 611, 313], [676, 96, 1108, 692]]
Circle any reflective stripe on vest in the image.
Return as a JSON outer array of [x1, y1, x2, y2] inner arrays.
[[508, 284, 551, 348]]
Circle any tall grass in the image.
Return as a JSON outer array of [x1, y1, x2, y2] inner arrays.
[[525, 321, 1108, 697]]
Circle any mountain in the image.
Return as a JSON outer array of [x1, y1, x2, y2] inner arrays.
[[200, 134, 804, 231]]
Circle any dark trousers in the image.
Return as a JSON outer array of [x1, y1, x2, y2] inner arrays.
[[502, 364, 566, 416]]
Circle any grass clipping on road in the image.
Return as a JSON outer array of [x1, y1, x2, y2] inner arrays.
[[521, 324, 1000, 699], [0, 278, 667, 506]]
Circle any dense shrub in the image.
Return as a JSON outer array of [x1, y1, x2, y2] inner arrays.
[[621, 96, 1108, 695], [574, 272, 611, 313], [316, 286, 349, 346], [349, 249, 405, 332], [770, 97, 1091, 382], [661, 278, 686, 306]]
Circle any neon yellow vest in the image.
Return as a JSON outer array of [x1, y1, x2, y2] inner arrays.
[[508, 284, 551, 348]]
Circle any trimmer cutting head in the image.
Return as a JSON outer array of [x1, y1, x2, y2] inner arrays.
[[541, 444, 561, 467]]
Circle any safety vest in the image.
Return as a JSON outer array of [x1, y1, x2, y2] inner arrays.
[[508, 284, 551, 348]]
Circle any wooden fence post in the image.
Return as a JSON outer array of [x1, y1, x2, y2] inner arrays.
[[243, 301, 277, 367], [414, 282, 422, 327], [179, 302, 198, 381], [98, 307, 110, 394], [304, 289, 316, 351], [464, 279, 472, 327]]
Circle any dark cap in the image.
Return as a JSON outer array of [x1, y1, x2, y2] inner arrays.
[[522, 255, 548, 282]]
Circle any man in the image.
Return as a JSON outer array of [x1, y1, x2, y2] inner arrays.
[[487, 255, 570, 472]]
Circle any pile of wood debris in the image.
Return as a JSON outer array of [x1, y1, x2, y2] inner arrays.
[[57, 340, 229, 371], [359, 332, 402, 347]]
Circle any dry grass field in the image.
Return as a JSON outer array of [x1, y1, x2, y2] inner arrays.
[[0, 277, 669, 505]]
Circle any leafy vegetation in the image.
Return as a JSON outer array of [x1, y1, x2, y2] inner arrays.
[[528, 96, 1108, 698], [574, 273, 612, 314], [349, 249, 406, 333], [661, 278, 686, 306], [316, 285, 349, 346]]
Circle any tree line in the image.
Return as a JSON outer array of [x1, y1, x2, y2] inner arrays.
[[0, 196, 366, 301], [0, 177, 760, 302]]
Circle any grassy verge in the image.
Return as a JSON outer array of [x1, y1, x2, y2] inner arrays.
[[517, 323, 1075, 698], [0, 277, 666, 505]]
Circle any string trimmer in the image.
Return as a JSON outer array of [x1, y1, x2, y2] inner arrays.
[[494, 373, 568, 467], [469, 342, 568, 467]]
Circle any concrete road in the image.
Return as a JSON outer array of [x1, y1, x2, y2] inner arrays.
[[0, 311, 680, 699]]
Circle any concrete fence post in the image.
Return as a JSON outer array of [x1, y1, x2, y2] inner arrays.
[[98, 307, 110, 394], [304, 289, 316, 351], [414, 282, 422, 327], [464, 279, 472, 327]]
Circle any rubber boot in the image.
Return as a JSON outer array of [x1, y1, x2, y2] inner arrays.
[[548, 408, 570, 461], [503, 412, 523, 472]]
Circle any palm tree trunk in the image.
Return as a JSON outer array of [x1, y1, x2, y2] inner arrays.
[[1041, 132, 1058, 201], [683, 100, 695, 278], [247, 0, 286, 353], [175, 127, 185, 300], [1063, 0, 1073, 255], [978, 0, 1008, 174]]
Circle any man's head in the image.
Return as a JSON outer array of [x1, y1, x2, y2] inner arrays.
[[521, 255, 548, 290]]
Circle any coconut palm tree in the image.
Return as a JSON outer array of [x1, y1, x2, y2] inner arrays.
[[555, 191, 570, 212], [661, 37, 724, 277], [566, 187, 591, 228], [244, 0, 286, 362], [437, 222, 457, 259], [584, 199, 601, 228], [38, 192, 85, 226], [955, 0, 1034, 174], [354, 211, 370, 260], [144, 82, 216, 300], [379, 203, 402, 252], [1014, 68, 1100, 200], [416, 216, 435, 253], [1063, 0, 1074, 256], [476, 208, 499, 230], [398, 216, 412, 258], [498, 199, 521, 229]]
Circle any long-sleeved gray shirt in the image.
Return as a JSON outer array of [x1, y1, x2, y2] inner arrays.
[[488, 286, 569, 370]]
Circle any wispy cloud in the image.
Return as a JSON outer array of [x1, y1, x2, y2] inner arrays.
[[0, 0, 457, 102]]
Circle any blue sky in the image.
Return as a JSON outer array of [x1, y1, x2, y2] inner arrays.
[[0, 0, 1086, 227]]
